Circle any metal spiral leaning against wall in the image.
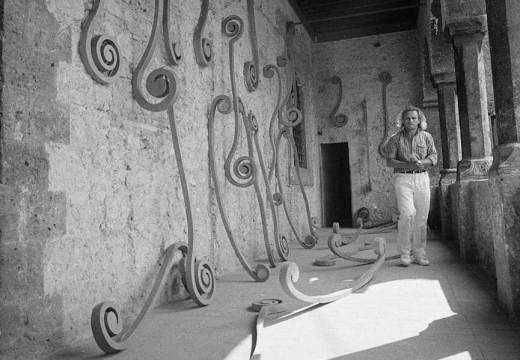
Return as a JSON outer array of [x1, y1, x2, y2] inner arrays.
[[82, 0, 215, 353]]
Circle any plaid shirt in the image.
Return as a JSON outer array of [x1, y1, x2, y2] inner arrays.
[[384, 129, 438, 169]]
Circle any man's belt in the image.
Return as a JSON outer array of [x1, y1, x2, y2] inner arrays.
[[395, 169, 426, 174]]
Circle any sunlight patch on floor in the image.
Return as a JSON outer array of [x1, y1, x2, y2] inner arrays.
[[225, 279, 456, 360], [439, 352, 472, 360]]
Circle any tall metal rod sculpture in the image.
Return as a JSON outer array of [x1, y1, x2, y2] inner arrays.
[[79, 0, 120, 85], [193, 0, 212, 66], [244, 0, 259, 91], [208, 96, 271, 282], [207, 14, 286, 282], [263, 63, 316, 249], [326, 75, 348, 128], [280, 237, 386, 303], [377, 71, 392, 157], [164, 0, 182, 65], [362, 98, 372, 192], [244, 108, 290, 261], [87, 0, 215, 353]]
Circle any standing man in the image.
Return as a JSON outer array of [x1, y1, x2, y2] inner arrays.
[[384, 105, 437, 266]]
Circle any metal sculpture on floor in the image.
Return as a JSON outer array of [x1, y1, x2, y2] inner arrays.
[[326, 75, 348, 127], [88, 0, 215, 353], [79, 0, 120, 85], [280, 237, 387, 303]]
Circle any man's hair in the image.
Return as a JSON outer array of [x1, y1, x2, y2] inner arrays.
[[396, 105, 427, 130]]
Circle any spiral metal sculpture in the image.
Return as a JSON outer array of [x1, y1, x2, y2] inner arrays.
[[326, 76, 348, 128], [193, 0, 212, 66], [91, 242, 188, 353], [243, 0, 260, 91], [263, 63, 316, 250], [91, 0, 215, 353], [164, 0, 182, 65], [280, 237, 387, 304], [208, 95, 271, 282], [79, 0, 120, 85], [378, 71, 393, 157]]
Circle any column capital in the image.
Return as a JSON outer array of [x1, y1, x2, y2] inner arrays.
[[432, 72, 456, 87], [446, 15, 487, 37], [457, 156, 493, 181], [490, 143, 520, 176]]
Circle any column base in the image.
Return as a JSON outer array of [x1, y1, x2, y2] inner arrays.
[[438, 169, 457, 242], [457, 157, 493, 181], [489, 143, 520, 319]]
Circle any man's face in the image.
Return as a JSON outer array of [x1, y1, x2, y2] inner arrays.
[[402, 110, 419, 132]]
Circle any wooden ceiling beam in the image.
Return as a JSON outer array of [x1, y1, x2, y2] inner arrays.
[[316, 21, 416, 42], [302, 0, 416, 18], [287, 0, 316, 40], [307, 4, 419, 24]]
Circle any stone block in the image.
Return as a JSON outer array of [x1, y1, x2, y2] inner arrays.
[[22, 191, 66, 241], [2, 87, 70, 145], [1, 143, 49, 190]]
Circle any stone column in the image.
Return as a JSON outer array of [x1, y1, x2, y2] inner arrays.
[[485, 0, 520, 319], [445, 15, 493, 262], [433, 72, 461, 242], [448, 16, 493, 179]]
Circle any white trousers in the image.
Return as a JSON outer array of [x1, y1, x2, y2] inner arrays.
[[394, 172, 430, 257]]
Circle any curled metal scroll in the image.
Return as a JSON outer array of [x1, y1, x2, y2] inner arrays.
[[263, 64, 282, 177], [326, 76, 348, 127], [164, 0, 182, 65], [246, 110, 289, 261], [244, 0, 259, 91], [91, 0, 216, 353], [167, 107, 215, 306], [132, 0, 178, 112], [193, 0, 212, 66], [263, 60, 317, 249], [280, 237, 387, 304], [91, 242, 188, 353], [378, 71, 392, 157], [79, 0, 120, 85], [271, 129, 317, 249], [208, 96, 271, 282], [362, 99, 372, 192]]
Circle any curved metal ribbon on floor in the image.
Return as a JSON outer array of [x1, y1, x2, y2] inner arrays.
[[208, 96, 271, 282], [91, 242, 188, 353], [316, 216, 399, 266], [280, 237, 387, 303], [91, 0, 215, 353]]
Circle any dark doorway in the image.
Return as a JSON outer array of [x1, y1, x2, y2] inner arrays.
[[321, 142, 352, 227]]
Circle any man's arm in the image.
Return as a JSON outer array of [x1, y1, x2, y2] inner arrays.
[[384, 135, 426, 171]]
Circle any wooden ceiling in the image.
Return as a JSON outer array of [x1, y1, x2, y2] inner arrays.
[[288, 0, 421, 42]]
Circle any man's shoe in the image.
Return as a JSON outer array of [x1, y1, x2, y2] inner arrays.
[[414, 256, 430, 266], [400, 254, 411, 267]]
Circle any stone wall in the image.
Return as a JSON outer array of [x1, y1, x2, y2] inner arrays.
[[0, 0, 319, 358], [312, 31, 427, 223]]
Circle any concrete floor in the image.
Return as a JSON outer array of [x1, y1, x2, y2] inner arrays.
[[54, 230, 520, 360]]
